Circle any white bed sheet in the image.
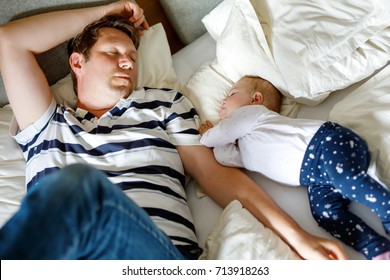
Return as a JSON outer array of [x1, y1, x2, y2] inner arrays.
[[173, 32, 388, 260]]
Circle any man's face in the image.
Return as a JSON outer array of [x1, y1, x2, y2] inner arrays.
[[77, 27, 138, 108]]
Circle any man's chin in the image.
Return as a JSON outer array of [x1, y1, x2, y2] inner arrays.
[[110, 86, 134, 98]]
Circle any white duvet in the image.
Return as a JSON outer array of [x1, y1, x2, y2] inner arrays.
[[252, 0, 390, 104], [201, 0, 390, 106]]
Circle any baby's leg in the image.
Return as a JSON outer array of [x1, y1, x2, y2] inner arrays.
[[333, 171, 390, 234], [322, 128, 390, 233], [308, 184, 390, 259]]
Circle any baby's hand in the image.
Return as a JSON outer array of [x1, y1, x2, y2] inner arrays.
[[199, 121, 214, 135]]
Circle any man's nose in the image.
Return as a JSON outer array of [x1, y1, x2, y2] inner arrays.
[[119, 57, 133, 69]]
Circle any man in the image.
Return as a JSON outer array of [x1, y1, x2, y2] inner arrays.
[[0, 0, 347, 259]]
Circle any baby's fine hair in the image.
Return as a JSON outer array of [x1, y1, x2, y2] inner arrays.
[[241, 75, 282, 113]]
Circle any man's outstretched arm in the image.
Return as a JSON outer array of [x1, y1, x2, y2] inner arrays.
[[178, 145, 348, 260]]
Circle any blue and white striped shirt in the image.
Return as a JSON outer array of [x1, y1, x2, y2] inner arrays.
[[12, 87, 202, 253]]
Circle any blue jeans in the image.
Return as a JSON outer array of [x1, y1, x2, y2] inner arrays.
[[0, 164, 191, 260]]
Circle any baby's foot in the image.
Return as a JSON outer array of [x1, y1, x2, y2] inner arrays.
[[372, 251, 390, 260]]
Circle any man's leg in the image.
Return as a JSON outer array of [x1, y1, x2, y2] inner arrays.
[[0, 164, 187, 259]]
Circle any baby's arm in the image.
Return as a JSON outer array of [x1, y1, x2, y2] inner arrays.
[[200, 119, 244, 168], [214, 144, 244, 168], [200, 108, 254, 147], [200, 121, 244, 168]]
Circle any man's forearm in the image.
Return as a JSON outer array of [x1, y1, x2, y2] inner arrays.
[[206, 166, 306, 243], [179, 145, 304, 241]]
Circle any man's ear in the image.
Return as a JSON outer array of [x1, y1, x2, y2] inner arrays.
[[251, 91, 264, 105], [69, 52, 83, 75]]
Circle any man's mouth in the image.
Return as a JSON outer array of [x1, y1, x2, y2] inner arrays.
[[115, 75, 130, 80]]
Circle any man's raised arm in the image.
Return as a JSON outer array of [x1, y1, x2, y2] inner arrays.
[[0, 0, 147, 130]]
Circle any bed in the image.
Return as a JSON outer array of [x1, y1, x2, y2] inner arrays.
[[1, 0, 389, 260]]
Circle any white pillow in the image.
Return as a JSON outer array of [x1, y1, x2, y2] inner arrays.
[[199, 200, 301, 260], [51, 23, 179, 107], [201, 0, 234, 41], [184, 60, 300, 125], [184, 60, 232, 125], [329, 64, 390, 190], [185, 0, 292, 124], [136, 23, 178, 90], [214, 0, 290, 99]]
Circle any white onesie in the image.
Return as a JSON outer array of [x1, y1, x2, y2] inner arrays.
[[200, 105, 324, 186]]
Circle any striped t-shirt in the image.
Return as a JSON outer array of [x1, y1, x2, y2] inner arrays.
[[11, 87, 202, 255]]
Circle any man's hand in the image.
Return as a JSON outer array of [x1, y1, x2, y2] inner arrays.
[[107, 0, 149, 35], [289, 231, 349, 260]]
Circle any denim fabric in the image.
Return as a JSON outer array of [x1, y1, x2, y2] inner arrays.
[[0, 164, 190, 260], [300, 122, 390, 259]]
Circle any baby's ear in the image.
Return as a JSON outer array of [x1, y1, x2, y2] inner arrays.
[[251, 91, 264, 105]]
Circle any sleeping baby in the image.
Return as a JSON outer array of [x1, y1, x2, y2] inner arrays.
[[199, 75, 390, 260]]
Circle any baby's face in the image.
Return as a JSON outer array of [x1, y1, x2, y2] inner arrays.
[[219, 78, 253, 119]]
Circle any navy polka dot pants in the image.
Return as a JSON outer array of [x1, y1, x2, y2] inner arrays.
[[300, 122, 390, 259]]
